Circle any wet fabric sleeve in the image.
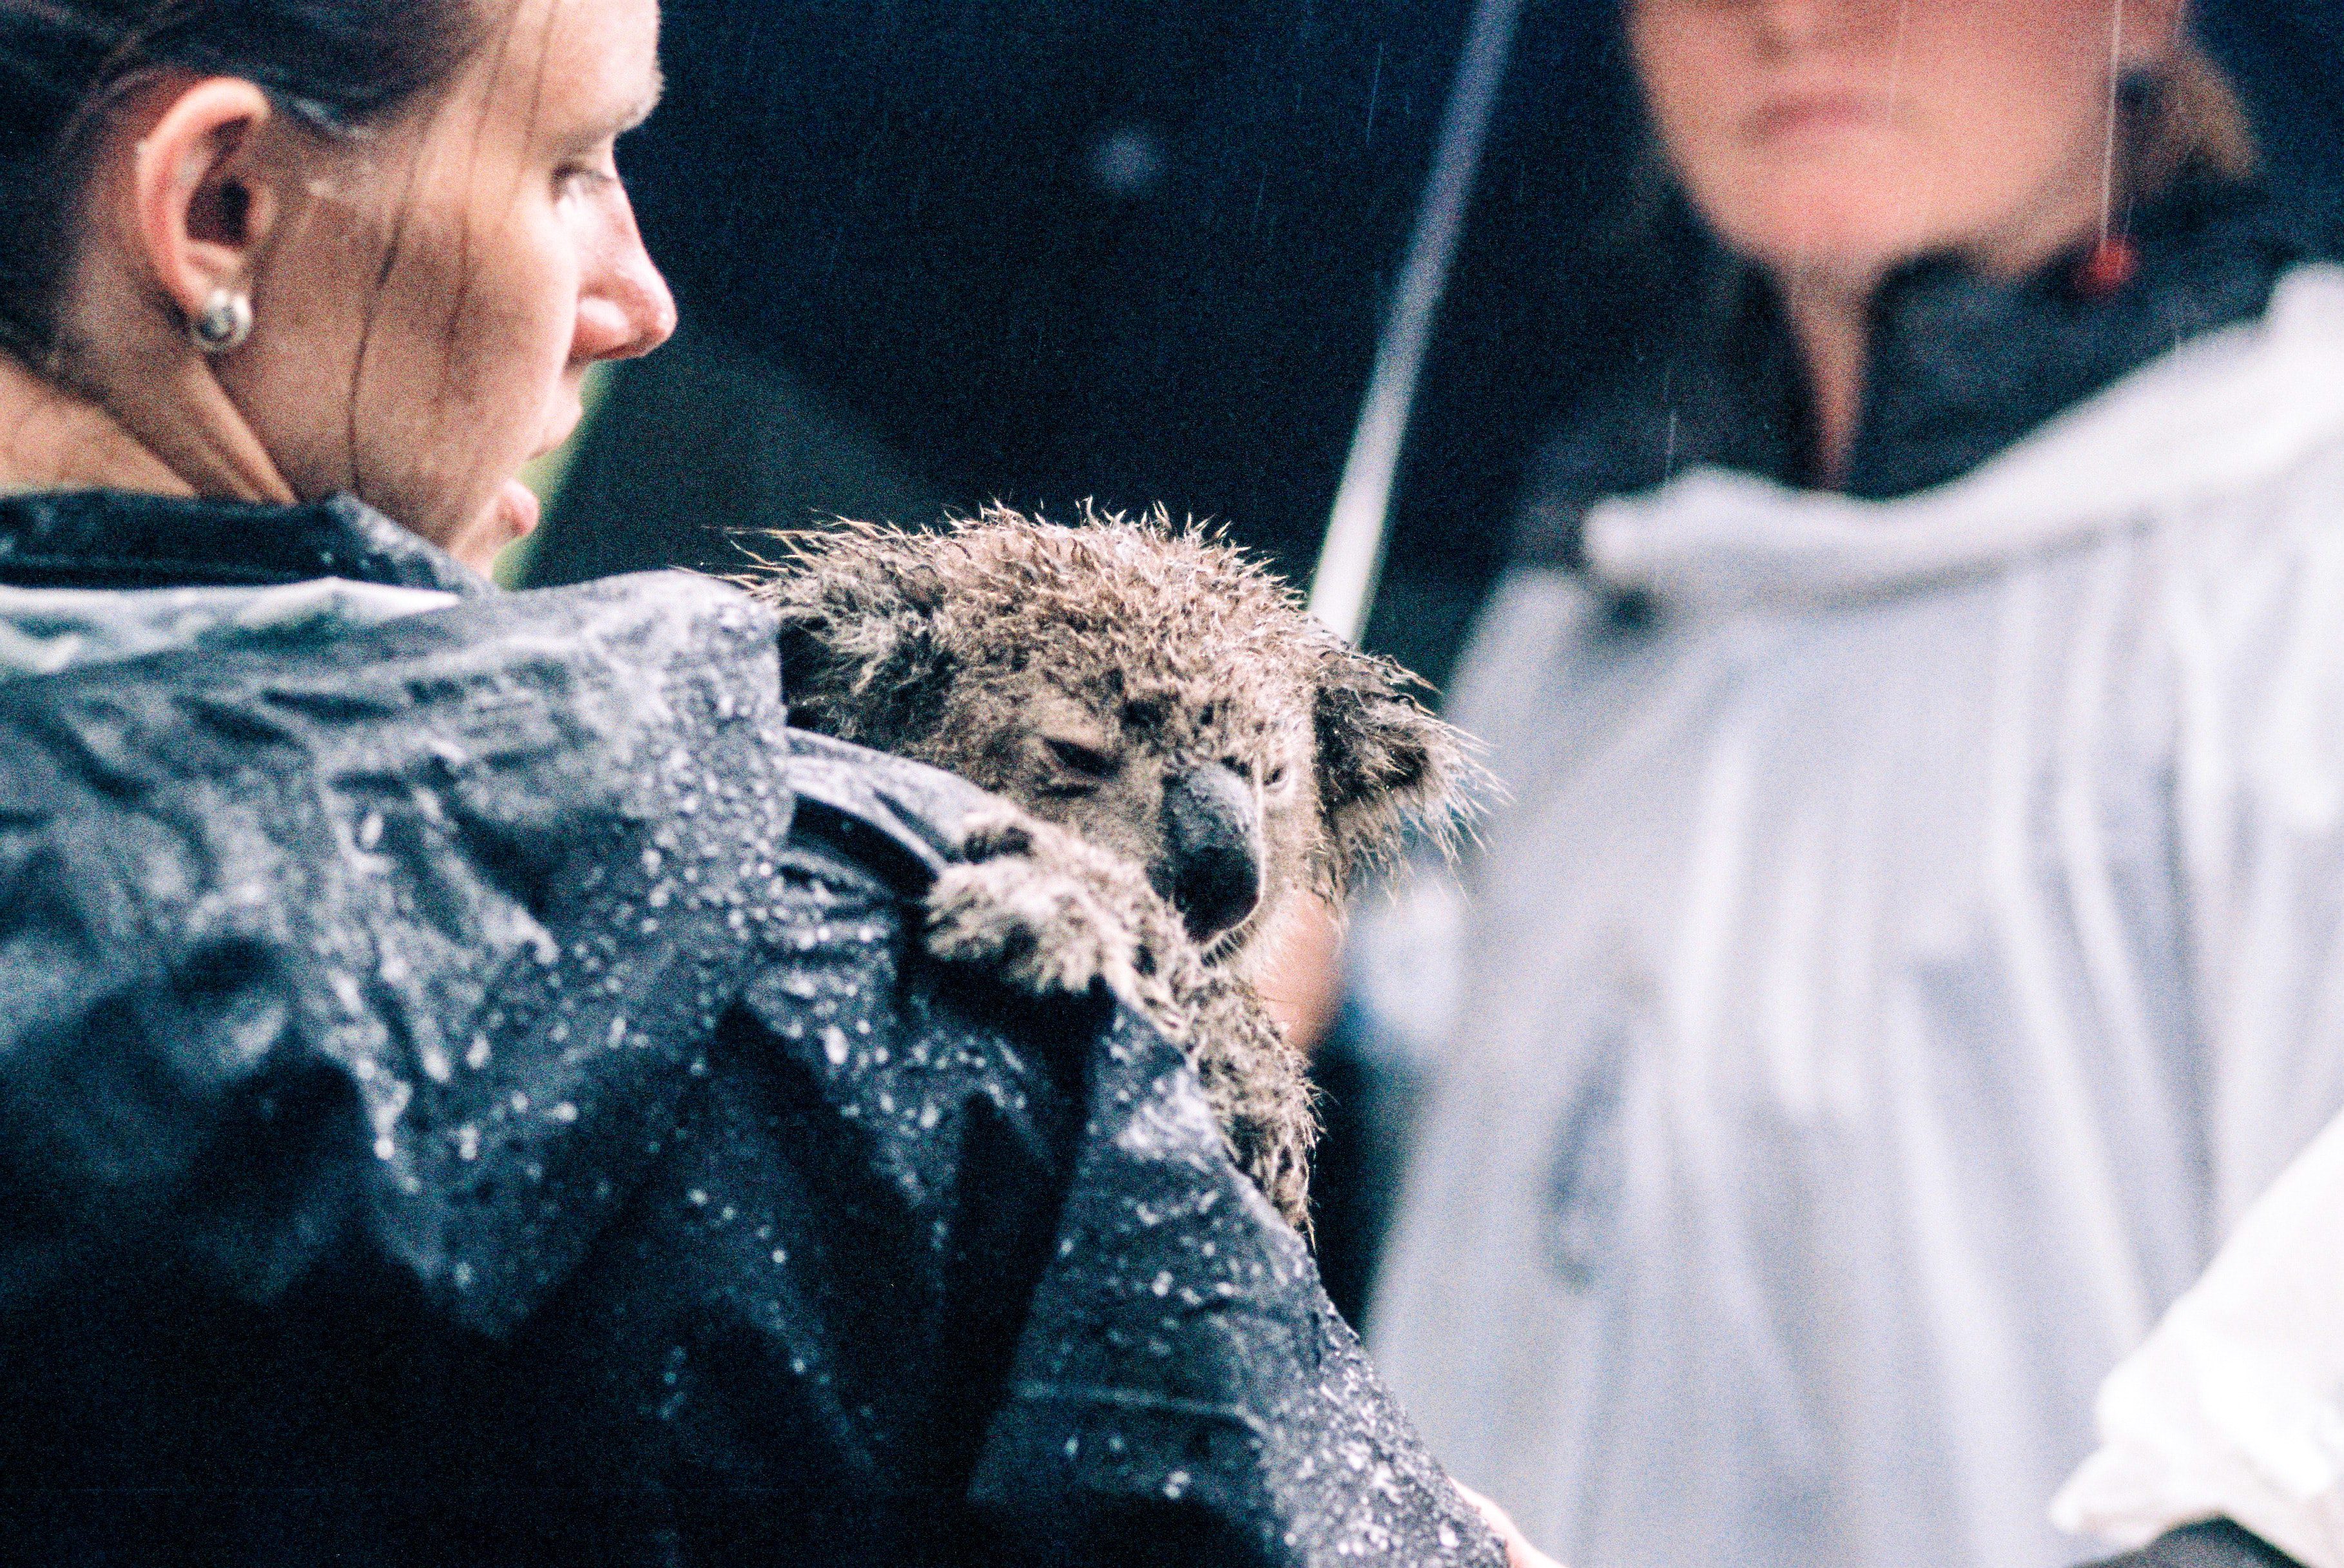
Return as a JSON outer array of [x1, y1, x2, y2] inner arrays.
[[608, 859, 1502, 1567], [0, 573, 795, 1330], [958, 1007, 1501, 1566]]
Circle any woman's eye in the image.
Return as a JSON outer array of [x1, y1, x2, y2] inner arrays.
[[558, 155, 620, 196], [1044, 737, 1119, 780], [1264, 764, 1288, 789]]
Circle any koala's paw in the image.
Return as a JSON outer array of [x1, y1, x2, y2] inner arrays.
[[924, 806, 1146, 1003]]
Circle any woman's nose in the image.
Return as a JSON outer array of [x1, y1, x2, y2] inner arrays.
[[575, 192, 678, 365], [1744, 0, 1874, 49]]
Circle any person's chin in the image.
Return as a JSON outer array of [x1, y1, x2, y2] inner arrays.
[[1729, 190, 1939, 282], [440, 479, 541, 573]]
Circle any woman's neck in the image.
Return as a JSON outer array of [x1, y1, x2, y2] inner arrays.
[[1777, 269, 1873, 489], [1772, 171, 2119, 492], [0, 351, 193, 498], [0, 322, 301, 507]]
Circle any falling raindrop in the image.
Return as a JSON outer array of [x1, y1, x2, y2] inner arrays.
[[2100, 0, 2127, 245]]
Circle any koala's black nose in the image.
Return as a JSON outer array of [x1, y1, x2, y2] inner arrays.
[[1156, 764, 1264, 945]]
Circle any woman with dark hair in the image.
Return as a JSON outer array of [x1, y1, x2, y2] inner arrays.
[[0, 3, 1513, 1564], [1364, 2, 2343, 1567]]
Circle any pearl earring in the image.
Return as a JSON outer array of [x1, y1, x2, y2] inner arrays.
[[189, 287, 253, 354]]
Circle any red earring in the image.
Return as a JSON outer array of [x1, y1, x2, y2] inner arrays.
[[2076, 235, 2140, 301]]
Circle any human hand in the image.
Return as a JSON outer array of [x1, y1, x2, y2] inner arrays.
[[1455, 1480, 1566, 1568]]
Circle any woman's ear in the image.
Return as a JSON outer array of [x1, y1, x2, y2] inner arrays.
[[749, 548, 956, 751], [128, 77, 282, 331]]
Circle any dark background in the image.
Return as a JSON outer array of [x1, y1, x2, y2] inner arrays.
[[532, 0, 2344, 692]]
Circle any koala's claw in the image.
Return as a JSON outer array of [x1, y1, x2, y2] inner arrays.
[[925, 858, 1139, 1002], [925, 805, 1157, 1009], [924, 802, 1318, 1235]]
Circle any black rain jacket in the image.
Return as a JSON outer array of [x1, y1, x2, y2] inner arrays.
[[0, 489, 1501, 1568]]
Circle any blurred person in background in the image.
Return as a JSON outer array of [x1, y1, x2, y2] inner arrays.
[[1361, 1, 2344, 1567]]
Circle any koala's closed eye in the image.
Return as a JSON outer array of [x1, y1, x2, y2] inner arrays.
[[1223, 753, 1293, 792], [1041, 734, 1121, 788]]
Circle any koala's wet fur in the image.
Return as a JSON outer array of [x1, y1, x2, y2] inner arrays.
[[744, 510, 1466, 1228]]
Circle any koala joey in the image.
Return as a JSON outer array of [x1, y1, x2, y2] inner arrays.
[[744, 509, 1466, 1230]]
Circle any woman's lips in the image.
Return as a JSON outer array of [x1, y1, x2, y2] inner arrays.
[[1748, 92, 1881, 142]]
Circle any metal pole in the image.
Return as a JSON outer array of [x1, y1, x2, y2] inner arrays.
[[1308, 0, 1528, 643]]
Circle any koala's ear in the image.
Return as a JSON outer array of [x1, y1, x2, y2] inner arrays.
[[751, 555, 956, 750], [1312, 648, 1468, 893], [770, 600, 857, 723]]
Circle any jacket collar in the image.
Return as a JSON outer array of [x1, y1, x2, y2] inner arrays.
[[1516, 179, 2331, 572], [0, 489, 491, 596], [1576, 263, 2344, 612]]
